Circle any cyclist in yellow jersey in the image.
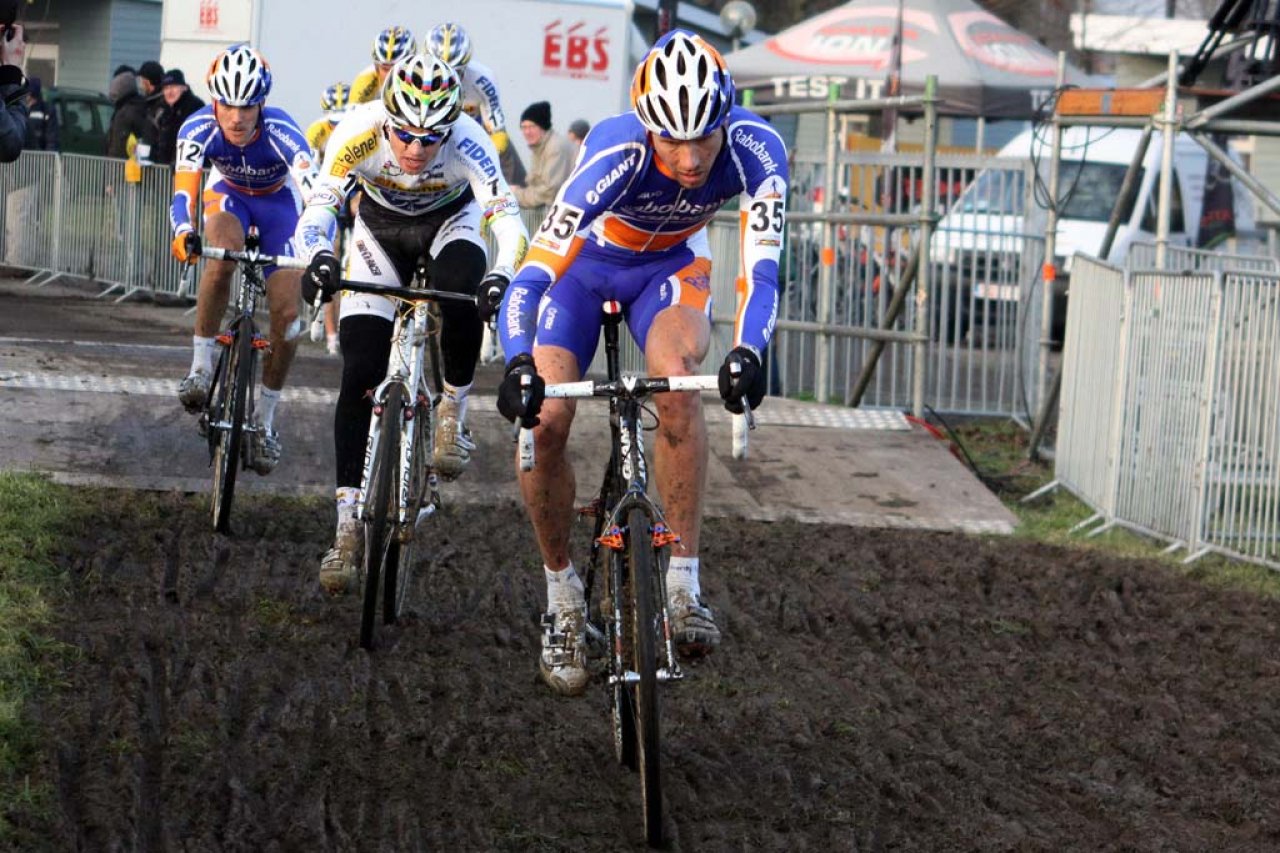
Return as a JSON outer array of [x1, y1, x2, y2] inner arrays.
[[348, 26, 415, 105], [304, 82, 350, 158], [304, 82, 353, 354]]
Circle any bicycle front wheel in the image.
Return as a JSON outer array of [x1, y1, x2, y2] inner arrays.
[[209, 320, 254, 533], [626, 506, 663, 846], [383, 392, 428, 626], [361, 384, 403, 650]]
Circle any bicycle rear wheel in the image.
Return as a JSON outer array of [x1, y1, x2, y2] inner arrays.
[[361, 384, 403, 650], [383, 393, 428, 626], [209, 319, 254, 533], [626, 506, 663, 846]]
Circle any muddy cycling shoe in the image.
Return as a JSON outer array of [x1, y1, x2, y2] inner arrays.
[[539, 607, 590, 697], [669, 591, 722, 658], [178, 369, 212, 414], [319, 520, 363, 595], [433, 398, 475, 480], [247, 423, 282, 476]]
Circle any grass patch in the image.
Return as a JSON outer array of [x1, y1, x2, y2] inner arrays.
[[937, 416, 1280, 598], [0, 472, 83, 838]]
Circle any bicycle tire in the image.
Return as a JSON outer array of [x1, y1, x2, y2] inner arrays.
[[611, 545, 638, 772], [209, 319, 253, 533], [383, 393, 428, 626], [626, 505, 663, 846], [361, 384, 403, 650]]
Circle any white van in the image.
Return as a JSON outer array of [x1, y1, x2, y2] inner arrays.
[[931, 126, 1257, 342]]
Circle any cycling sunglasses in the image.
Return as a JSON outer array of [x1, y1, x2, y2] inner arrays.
[[390, 126, 448, 147]]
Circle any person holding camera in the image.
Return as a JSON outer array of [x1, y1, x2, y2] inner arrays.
[[0, 0, 29, 163]]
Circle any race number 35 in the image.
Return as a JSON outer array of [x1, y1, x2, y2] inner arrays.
[[749, 199, 784, 233], [539, 202, 584, 240]]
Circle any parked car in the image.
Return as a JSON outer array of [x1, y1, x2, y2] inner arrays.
[[45, 86, 113, 155]]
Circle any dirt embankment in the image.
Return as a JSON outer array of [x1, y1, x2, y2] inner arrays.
[[9, 490, 1280, 851]]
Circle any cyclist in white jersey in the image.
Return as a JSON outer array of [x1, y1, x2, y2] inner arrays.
[[296, 53, 528, 594]]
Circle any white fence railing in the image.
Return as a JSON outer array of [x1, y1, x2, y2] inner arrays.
[[8, 150, 1047, 418], [1125, 240, 1279, 274], [1050, 254, 1280, 571]]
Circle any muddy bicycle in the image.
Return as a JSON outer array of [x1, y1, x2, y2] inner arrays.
[[518, 301, 752, 847], [322, 263, 468, 650], [183, 229, 306, 533]]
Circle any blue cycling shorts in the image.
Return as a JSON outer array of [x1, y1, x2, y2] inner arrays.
[[202, 179, 302, 277], [535, 239, 713, 375]]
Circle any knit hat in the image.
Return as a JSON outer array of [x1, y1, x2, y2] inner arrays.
[[568, 118, 590, 140], [161, 68, 186, 87], [138, 61, 165, 87], [520, 100, 551, 131], [108, 70, 137, 103]]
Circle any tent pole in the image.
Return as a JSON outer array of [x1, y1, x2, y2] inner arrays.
[[975, 116, 985, 152], [1155, 50, 1179, 268], [816, 85, 839, 403], [913, 75, 938, 419]]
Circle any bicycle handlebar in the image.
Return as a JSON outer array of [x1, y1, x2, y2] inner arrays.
[[517, 374, 753, 472], [196, 247, 308, 269]]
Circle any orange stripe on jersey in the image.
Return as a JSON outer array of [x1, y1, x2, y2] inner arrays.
[[525, 235, 586, 282], [202, 187, 231, 218], [601, 217, 703, 252], [668, 256, 713, 314], [175, 170, 202, 222]]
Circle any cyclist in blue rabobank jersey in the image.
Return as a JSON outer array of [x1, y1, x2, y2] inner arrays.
[[491, 30, 788, 696], [171, 44, 313, 475]]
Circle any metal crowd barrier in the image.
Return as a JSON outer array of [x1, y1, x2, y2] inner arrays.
[[12, 150, 1048, 418], [1126, 239, 1279, 274], [1041, 254, 1279, 571]]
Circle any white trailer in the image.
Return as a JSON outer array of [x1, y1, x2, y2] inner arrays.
[[161, 0, 639, 163]]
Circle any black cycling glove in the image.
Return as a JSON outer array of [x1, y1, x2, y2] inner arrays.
[[718, 346, 767, 414], [497, 353, 545, 428], [303, 250, 340, 305], [476, 271, 510, 323]]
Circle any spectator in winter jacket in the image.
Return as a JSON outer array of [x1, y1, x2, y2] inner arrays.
[[22, 76, 57, 150], [105, 67, 150, 159], [511, 100, 576, 209], [152, 68, 203, 165], [136, 60, 164, 162], [0, 31, 26, 162]]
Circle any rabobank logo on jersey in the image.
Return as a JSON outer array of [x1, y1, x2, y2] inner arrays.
[[627, 197, 722, 219], [733, 128, 780, 175]]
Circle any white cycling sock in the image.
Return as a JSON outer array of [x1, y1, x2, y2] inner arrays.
[[191, 336, 217, 375], [545, 562, 585, 614], [443, 382, 471, 423], [667, 556, 701, 600], [258, 387, 282, 431], [336, 486, 360, 527]]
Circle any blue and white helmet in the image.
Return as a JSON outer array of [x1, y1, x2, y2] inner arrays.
[[206, 44, 272, 107], [630, 30, 735, 140], [425, 22, 473, 73]]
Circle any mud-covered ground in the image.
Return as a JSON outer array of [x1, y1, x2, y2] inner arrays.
[[13, 490, 1280, 851]]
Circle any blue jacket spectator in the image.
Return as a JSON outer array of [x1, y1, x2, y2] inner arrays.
[[23, 76, 56, 150]]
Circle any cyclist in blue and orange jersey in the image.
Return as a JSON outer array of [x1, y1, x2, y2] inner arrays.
[[170, 44, 314, 476], [305, 81, 354, 355], [424, 22, 522, 185], [348, 26, 415, 105], [296, 53, 528, 595], [491, 30, 788, 696]]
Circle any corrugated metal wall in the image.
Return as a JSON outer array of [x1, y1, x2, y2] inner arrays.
[[109, 0, 163, 79]]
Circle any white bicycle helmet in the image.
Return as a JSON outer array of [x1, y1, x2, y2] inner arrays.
[[425, 22, 473, 73], [320, 82, 351, 117], [372, 26, 415, 65], [206, 44, 272, 107], [382, 54, 463, 130], [630, 30, 735, 140]]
